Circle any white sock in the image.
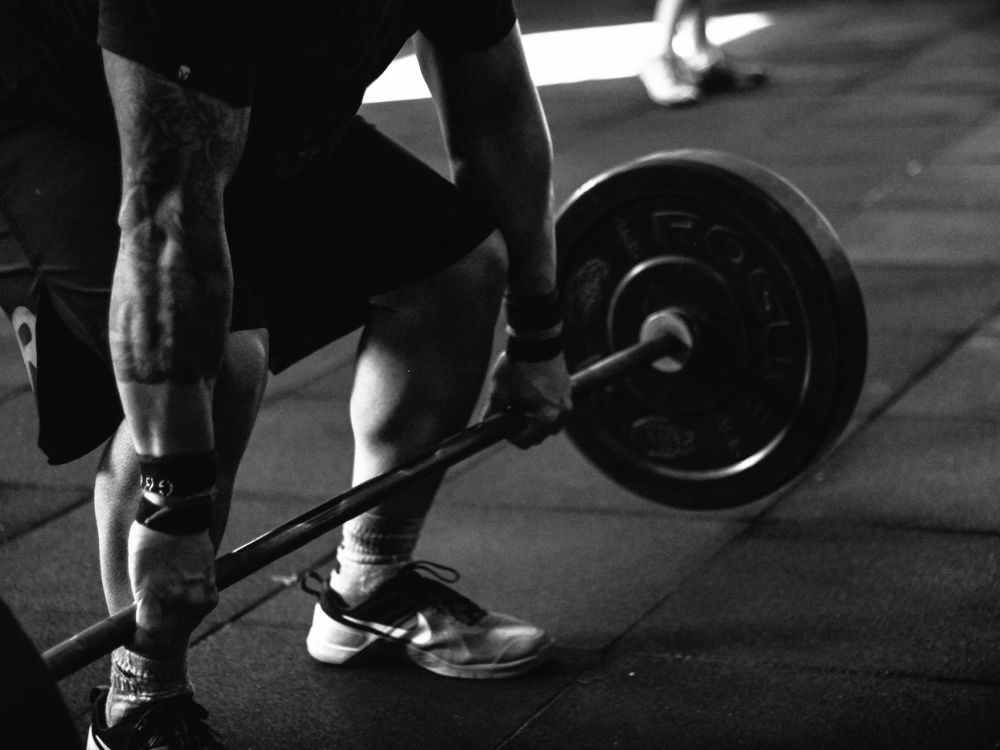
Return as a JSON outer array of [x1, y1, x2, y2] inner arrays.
[[105, 647, 191, 726], [332, 515, 424, 606]]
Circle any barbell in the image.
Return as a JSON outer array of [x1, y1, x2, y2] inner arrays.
[[42, 149, 867, 680], [559, 149, 867, 508]]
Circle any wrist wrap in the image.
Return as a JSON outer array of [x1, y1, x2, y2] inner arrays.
[[504, 289, 565, 362], [135, 452, 216, 534], [135, 494, 214, 535], [137, 452, 216, 500]]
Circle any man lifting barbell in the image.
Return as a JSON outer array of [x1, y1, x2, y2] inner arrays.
[[0, 2, 571, 748]]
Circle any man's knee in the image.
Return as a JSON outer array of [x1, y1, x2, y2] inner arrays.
[[219, 329, 269, 409], [432, 230, 507, 316]]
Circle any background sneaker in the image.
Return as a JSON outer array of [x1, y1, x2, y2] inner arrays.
[[87, 687, 225, 750], [699, 54, 768, 93], [639, 56, 703, 107], [304, 561, 554, 679]]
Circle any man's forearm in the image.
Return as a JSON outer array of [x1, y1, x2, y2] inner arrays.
[[450, 102, 558, 297], [103, 51, 248, 455], [110, 187, 231, 387], [417, 26, 559, 298]]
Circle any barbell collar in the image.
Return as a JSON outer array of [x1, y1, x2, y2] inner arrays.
[[570, 331, 687, 396]]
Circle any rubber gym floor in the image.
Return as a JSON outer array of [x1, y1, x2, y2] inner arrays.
[[4, 0, 1000, 747]]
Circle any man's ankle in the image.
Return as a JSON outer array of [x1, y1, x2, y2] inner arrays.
[[330, 558, 409, 607]]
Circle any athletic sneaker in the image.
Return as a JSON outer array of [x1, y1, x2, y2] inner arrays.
[[303, 561, 554, 679], [639, 56, 702, 107], [699, 54, 768, 94], [87, 687, 226, 750]]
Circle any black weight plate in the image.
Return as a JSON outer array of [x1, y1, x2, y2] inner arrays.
[[557, 150, 868, 510]]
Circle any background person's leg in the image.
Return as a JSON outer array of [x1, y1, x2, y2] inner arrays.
[[641, 0, 703, 106], [642, 0, 766, 106]]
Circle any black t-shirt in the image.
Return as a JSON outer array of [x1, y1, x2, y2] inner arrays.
[[96, 0, 516, 105], [2, 0, 517, 178], [0, 0, 98, 96]]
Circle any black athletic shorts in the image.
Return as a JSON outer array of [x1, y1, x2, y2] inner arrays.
[[0, 60, 495, 465]]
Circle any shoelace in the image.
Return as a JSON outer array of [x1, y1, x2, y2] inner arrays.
[[300, 560, 464, 597], [300, 561, 487, 624], [128, 694, 224, 749], [405, 560, 461, 584], [300, 569, 326, 597], [402, 562, 487, 625]]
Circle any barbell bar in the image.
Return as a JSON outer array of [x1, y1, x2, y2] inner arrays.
[[42, 328, 688, 681]]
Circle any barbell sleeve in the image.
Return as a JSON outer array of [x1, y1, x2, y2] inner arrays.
[[42, 330, 686, 680]]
